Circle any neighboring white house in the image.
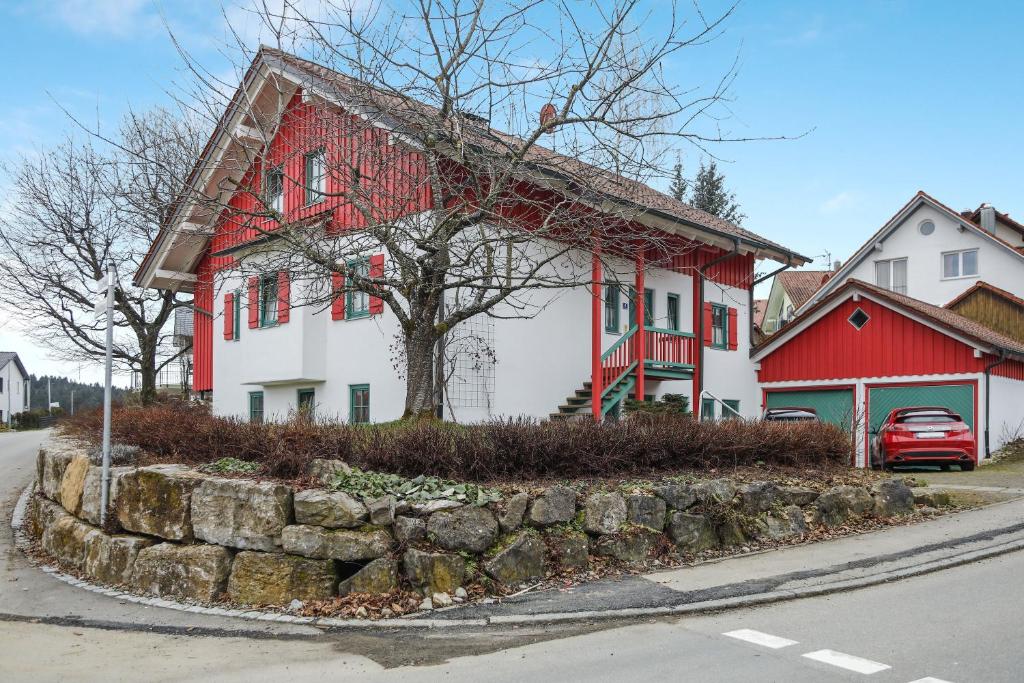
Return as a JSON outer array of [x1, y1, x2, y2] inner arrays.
[[0, 352, 30, 426], [761, 269, 834, 334], [799, 191, 1024, 314]]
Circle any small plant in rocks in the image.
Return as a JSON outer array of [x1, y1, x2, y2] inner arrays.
[[86, 443, 141, 466], [200, 457, 262, 475], [330, 468, 502, 506]]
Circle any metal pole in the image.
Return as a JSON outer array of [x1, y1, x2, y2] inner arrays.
[[99, 269, 115, 527], [70, 390, 75, 416]]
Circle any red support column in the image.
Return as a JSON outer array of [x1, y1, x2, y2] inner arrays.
[[635, 252, 645, 401], [692, 265, 703, 417], [591, 251, 603, 420]]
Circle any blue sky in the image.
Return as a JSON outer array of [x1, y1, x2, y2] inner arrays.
[[1, 0, 1022, 382]]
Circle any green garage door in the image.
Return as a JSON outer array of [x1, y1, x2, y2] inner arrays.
[[867, 383, 974, 434], [766, 388, 855, 431]]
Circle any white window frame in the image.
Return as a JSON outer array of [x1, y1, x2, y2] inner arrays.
[[874, 257, 907, 294], [941, 249, 979, 280]]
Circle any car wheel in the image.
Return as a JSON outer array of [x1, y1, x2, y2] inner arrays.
[[961, 461, 975, 472]]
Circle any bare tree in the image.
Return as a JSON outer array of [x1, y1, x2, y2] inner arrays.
[[152, 0, 763, 417], [0, 109, 206, 404]]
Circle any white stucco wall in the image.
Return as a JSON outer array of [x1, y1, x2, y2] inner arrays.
[[1, 359, 29, 425], [835, 204, 1024, 305], [702, 282, 758, 418], [989, 374, 1024, 452]]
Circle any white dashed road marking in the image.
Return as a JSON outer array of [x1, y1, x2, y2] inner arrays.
[[802, 649, 891, 674], [722, 629, 798, 649], [907, 678, 955, 683]]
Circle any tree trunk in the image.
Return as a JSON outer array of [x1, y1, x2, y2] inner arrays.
[[139, 345, 158, 406], [403, 325, 439, 419]]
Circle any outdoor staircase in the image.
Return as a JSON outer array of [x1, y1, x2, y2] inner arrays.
[[548, 325, 696, 421]]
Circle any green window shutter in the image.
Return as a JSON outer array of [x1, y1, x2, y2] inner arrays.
[[604, 284, 620, 332], [349, 384, 370, 423], [248, 391, 264, 423], [667, 294, 679, 331]]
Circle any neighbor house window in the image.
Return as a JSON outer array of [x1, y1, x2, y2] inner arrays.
[[942, 249, 978, 279], [249, 391, 264, 423], [604, 284, 620, 333], [710, 303, 728, 349], [297, 388, 315, 417], [723, 399, 741, 419], [350, 384, 370, 423], [875, 258, 907, 294], [346, 259, 370, 319], [666, 293, 680, 331], [629, 288, 654, 327], [0, 378, 4, 393], [264, 165, 284, 213], [304, 148, 326, 205], [258, 274, 279, 327]]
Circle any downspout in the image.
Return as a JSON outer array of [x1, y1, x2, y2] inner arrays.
[[983, 351, 1009, 459], [695, 239, 741, 419]]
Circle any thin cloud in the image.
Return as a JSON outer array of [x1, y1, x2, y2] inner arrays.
[[45, 0, 163, 38], [820, 190, 856, 214]]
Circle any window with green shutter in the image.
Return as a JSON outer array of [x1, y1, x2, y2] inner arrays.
[[701, 398, 715, 421], [232, 289, 241, 340], [350, 384, 370, 423], [710, 303, 728, 349], [297, 388, 315, 417], [667, 293, 680, 331], [604, 283, 620, 332], [249, 391, 264, 424], [258, 275, 278, 327], [346, 259, 370, 319], [304, 148, 326, 205]]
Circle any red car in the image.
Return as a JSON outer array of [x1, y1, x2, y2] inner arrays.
[[871, 406, 976, 471]]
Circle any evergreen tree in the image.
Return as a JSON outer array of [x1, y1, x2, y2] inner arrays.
[[28, 374, 127, 414], [689, 159, 745, 225], [669, 160, 687, 201]]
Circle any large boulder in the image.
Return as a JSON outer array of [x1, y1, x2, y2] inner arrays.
[[367, 496, 396, 527], [527, 486, 577, 526], [117, 465, 205, 541], [592, 530, 659, 564], [394, 516, 426, 544], [693, 479, 737, 505], [716, 517, 747, 547], [58, 454, 92, 516], [191, 478, 293, 551], [763, 505, 807, 540], [545, 531, 589, 570], [737, 482, 782, 515], [27, 496, 66, 540], [427, 506, 499, 553], [84, 533, 153, 585], [813, 485, 873, 527], [652, 483, 697, 511], [780, 486, 820, 507], [666, 512, 718, 552], [872, 479, 915, 517], [80, 465, 132, 527], [281, 525, 392, 561], [293, 489, 367, 529], [913, 489, 952, 507], [497, 492, 529, 533], [39, 445, 74, 503], [484, 532, 546, 585], [130, 543, 233, 602], [306, 458, 351, 484], [626, 495, 667, 531], [402, 548, 466, 595], [583, 492, 627, 535], [338, 558, 399, 595], [42, 514, 100, 569], [227, 551, 336, 605]]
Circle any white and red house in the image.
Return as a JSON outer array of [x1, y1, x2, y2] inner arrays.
[[753, 279, 1024, 466], [135, 48, 807, 425]]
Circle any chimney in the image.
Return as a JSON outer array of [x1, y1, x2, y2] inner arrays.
[[979, 204, 997, 233], [833, 260, 842, 272]]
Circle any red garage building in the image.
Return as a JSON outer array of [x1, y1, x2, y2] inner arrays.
[[752, 280, 1024, 467]]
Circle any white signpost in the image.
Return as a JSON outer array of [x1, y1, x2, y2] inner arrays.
[[93, 270, 116, 526]]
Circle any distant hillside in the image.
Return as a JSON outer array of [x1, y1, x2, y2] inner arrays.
[[28, 375, 128, 414]]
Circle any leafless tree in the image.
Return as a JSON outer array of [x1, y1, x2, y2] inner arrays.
[[0, 109, 206, 404], [153, 0, 764, 417]]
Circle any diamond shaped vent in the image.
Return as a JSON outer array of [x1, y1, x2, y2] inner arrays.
[[848, 307, 870, 330]]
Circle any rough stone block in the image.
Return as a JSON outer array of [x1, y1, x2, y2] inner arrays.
[[84, 532, 154, 585], [367, 495, 396, 527], [191, 477, 293, 551], [484, 532, 546, 585], [394, 516, 426, 544], [281, 525, 392, 561], [872, 479, 915, 517], [306, 458, 351, 484], [402, 548, 466, 595], [592, 530, 659, 563], [338, 558, 399, 595], [764, 505, 807, 540], [59, 454, 91, 516], [667, 512, 718, 552], [293, 489, 367, 529], [626, 495, 667, 531], [737, 481, 782, 515], [227, 551, 336, 605], [583, 492, 627, 535], [427, 506, 498, 553], [42, 514, 101, 569], [80, 465, 132, 527], [652, 483, 697, 511], [813, 485, 873, 527], [780, 486, 820, 507], [497, 492, 529, 533], [117, 465, 205, 541], [39, 445, 74, 503], [693, 479, 737, 505], [130, 543, 234, 602], [545, 531, 589, 570], [527, 486, 577, 526]]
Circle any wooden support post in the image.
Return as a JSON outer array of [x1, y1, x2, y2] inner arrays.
[[592, 251, 603, 420], [635, 252, 645, 402]]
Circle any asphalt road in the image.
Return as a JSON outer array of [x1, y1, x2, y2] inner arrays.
[[4, 429, 1022, 682]]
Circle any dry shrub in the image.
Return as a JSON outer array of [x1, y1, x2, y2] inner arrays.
[[64, 402, 850, 481]]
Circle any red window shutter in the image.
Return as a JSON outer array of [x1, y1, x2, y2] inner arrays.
[[247, 277, 259, 329], [331, 272, 345, 320], [369, 254, 385, 315], [703, 302, 713, 347], [223, 293, 234, 340], [277, 271, 290, 324], [727, 307, 738, 350]]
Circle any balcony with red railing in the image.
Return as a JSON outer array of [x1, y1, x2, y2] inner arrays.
[[597, 325, 695, 416]]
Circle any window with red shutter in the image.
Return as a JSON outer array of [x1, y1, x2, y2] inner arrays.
[[247, 277, 259, 329], [277, 271, 290, 324], [369, 254, 384, 315], [727, 307, 738, 350], [703, 302, 713, 346], [331, 272, 345, 320], [223, 293, 234, 340]]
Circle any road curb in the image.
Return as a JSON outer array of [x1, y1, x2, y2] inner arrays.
[[11, 483, 1024, 633]]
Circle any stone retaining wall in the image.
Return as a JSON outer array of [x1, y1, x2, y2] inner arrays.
[[27, 439, 920, 609]]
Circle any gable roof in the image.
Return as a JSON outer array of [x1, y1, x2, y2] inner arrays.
[[796, 190, 1024, 314], [753, 299, 767, 328], [0, 352, 28, 378], [753, 279, 1024, 362], [137, 47, 807, 289], [776, 270, 831, 309], [946, 280, 1024, 311]]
